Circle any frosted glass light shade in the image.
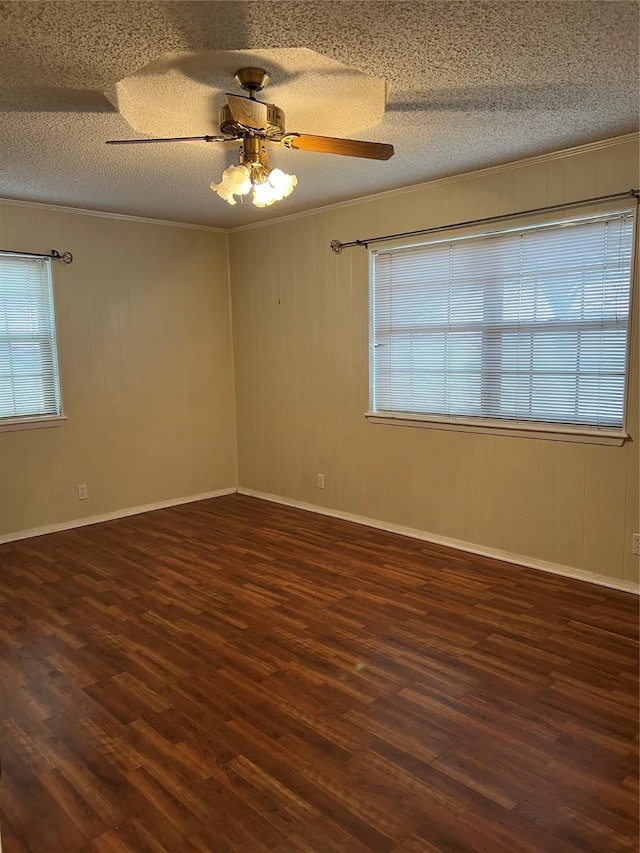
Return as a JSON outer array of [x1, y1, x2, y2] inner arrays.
[[252, 169, 298, 207], [267, 169, 297, 199], [210, 164, 252, 204], [211, 162, 297, 207]]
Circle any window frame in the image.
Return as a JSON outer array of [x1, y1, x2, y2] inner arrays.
[[0, 253, 65, 433], [367, 207, 637, 446]]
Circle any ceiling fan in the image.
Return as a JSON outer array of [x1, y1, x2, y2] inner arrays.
[[106, 67, 395, 207]]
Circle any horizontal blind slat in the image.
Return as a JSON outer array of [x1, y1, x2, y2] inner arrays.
[[372, 210, 634, 430], [0, 256, 61, 420]]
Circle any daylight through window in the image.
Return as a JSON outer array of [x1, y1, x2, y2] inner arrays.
[[0, 255, 62, 423], [370, 209, 635, 435]]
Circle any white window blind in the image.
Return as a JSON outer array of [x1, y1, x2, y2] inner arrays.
[[0, 255, 61, 421], [371, 210, 634, 432]]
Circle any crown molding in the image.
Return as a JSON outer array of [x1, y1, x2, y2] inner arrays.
[[0, 197, 226, 232], [229, 132, 640, 233], [2, 133, 637, 234]]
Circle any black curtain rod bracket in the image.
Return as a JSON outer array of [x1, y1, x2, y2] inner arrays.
[[0, 248, 73, 264], [329, 188, 640, 254]]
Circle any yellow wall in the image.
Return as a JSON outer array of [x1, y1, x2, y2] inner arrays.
[[0, 204, 237, 537], [229, 136, 639, 586], [1, 137, 637, 587]]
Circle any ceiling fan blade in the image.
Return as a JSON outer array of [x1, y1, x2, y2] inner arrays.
[[225, 94, 268, 131], [105, 135, 228, 144], [280, 133, 394, 160]]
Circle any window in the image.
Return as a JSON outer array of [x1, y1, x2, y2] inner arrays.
[[0, 254, 62, 425], [369, 209, 635, 440]]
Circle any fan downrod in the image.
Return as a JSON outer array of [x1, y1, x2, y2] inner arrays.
[[234, 67, 270, 96]]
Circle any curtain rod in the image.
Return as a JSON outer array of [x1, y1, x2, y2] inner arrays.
[[0, 248, 73, 264], [329, 188, 640, 254]]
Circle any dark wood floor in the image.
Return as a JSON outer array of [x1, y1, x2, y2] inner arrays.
[[0, 494, 637, 852]]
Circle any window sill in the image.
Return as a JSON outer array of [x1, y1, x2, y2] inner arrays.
[[0, 415, 67, 433], [365, 412, 629, 446]]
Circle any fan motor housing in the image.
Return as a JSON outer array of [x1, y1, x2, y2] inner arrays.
[[219, 102, 285, 138]]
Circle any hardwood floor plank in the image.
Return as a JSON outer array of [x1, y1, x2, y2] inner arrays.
[[0, 494, 637, 851]]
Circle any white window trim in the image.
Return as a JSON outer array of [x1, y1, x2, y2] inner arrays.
[[0, 254, 64, 430], [0, 413, 67, 433], [365, 411, 628, 446], [368, 207, 637, 445]]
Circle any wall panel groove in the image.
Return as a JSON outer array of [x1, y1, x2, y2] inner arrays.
[[0, 207, 237, 537], [230, 137, 640, 586]]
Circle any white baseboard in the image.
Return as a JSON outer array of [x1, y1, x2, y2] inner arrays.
[[238, 488, 639, 595], [0, 487, 238, 545], [3, 485, 636, 595]]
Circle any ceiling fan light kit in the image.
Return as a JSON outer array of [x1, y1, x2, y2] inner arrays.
[[210, 165, 297, 208], [210, 131, 297, 207], [107, 66, 393, 210]]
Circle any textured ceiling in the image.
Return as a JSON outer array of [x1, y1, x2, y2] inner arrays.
[[109, 49, 388, 139], [0, 1, 638, 228]]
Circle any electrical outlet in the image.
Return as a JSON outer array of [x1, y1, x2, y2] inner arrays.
[[316, 473, 325, 489], [633, 534, 640, 556], [77, 483, 88, 500]]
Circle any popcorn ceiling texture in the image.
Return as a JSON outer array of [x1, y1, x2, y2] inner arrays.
[[0, 0, 637, 227]]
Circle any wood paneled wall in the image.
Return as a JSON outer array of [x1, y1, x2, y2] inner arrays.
[[229, 136, 640, 586], [1, 137, 637, 587], [0, 205, 237, 538]]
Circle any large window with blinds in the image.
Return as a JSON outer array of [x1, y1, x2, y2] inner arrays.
[[370, 209, 635, 437], [0, 255, 62, 424]]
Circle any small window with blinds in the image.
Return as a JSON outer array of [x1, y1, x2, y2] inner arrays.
[[0, 255, 62, 424], [370, 209, 635, 438]]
